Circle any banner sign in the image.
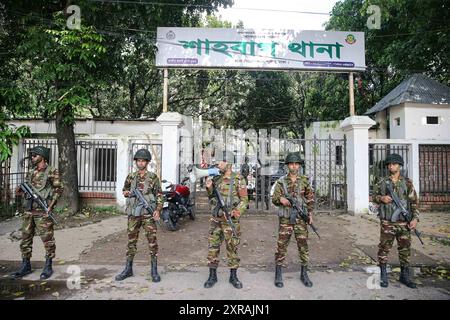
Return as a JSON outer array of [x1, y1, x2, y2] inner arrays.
[[156, 28, 365, 71]]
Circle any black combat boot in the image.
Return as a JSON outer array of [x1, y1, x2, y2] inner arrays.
[[300, 265, 313, 287], [115, 258, 133, 281], [40, 258, 53, 280], [11, 258, 32, 279], [229, 268, 243, 289], [379, 264, 389, 288], [150, 256, 161, 282], [399, 266, 417, 289], [274, 265, 284, 288], [204, 268, 217, 288]]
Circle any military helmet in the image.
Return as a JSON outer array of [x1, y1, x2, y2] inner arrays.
[[285, 152, 303, 164], [385, 153, 404, 166], [133, 149, 152, 161], [29, 146, 50, 161], [216, 150, 235, 163]]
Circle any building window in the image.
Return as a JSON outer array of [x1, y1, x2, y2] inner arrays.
[[426, 116, 439, 124], [335, 145, 343, 165], [394, 117, 401, 126], [94, 148, 117, 182]]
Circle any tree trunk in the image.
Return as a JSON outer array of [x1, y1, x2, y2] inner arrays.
[[55, 106, 79, 215]]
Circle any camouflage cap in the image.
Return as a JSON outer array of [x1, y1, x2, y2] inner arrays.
[[285, 152, 303, 164], [133, 149, 152, 161], [385, 153, 404, 166], [29, 146, 50, 161]]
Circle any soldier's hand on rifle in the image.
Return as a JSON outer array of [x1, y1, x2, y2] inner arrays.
[[123, 190, 131, 197], [380, 195, 393, 204], [153, 210, 160, 221], [409, 219, 418, 231], [308, 215, 313, 225], [231, 209, 240, 219], [15, 186, 23, 196], [205, 178, 213, 189], [280, 197, 291, 207]]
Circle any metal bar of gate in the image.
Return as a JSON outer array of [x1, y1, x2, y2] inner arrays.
[[313, 135, 317, 212], [328, 135, 332, 209]]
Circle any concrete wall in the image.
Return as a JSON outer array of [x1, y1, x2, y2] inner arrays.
[[388, 104, 406, 139], [404, 103, 450, 140], [8, 116, 193, 208]]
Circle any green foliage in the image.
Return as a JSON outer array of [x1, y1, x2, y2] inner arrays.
[[0, 120, 30, 162]]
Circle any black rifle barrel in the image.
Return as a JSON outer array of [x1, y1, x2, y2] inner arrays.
[[20, 182, 58, 225], [132, 188, 160, 225], [287, 196, 320, 239], [386, 184, 424, 245], [212, 186, 238, 238]]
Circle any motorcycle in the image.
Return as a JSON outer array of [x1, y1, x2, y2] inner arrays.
[[160, 177, 195, 231]]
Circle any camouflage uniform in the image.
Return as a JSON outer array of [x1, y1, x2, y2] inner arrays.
[[122, 171, 163, 259], [372, 176, 420, 267], [272, 174, 314, 267], [206, 172, 249, 269], [20, 165, 63, 259]]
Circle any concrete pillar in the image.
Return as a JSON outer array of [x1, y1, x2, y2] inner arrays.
[[340, 116, 376, 215], [115, 137, 129, 208], [157, 112, 184, 187], [410, 142, 420, 195]]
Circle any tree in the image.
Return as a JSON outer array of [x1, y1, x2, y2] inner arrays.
[[17, 13, 107, 214], [325, 0, 450, 115]]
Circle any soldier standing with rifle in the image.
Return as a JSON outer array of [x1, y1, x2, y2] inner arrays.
[[271, 152, 315, 288], [115, 149, 163, 282], [12, 146, 63, 280], [204, 151, 249, 289], [372, 153, 419, 289]]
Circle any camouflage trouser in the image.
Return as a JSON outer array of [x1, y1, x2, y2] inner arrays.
[[20, 212, 56, 259], [125, 215, 158, 259], [378, 220, 411, 266], [275, 217, 309, 267], [207, 217, 241, 269]]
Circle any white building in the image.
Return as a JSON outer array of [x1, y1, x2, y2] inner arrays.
[[365, 73, 450, 140], [305, 74, 450, 210]]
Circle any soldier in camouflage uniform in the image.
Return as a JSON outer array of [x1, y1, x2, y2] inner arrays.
[[372, 153, 419, 288], [12, 146, 63, 280], [204, 151, 249, 289], [115, 149, 164, 282], [271, 152, 315, 288]]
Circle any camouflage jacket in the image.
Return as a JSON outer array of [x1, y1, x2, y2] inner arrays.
[[372, 175, 420, 222], [272, 174, 314, 218], [206, 171, 249, 220], [123, 171, 163, 216], [23, 165, 63, 210]]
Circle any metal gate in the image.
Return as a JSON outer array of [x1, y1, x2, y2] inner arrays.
[[253, 135, 347, 212], [419, 144, 450, 194]]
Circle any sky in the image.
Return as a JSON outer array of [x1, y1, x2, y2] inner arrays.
[[217, 0, 340, 30]]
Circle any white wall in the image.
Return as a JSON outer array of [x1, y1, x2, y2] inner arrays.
[[370, 110, 388, 139], [387, 104, 406, 139], [8, 119, 163, 137], [305, 120, 345, 140], [404, 103, 450, 140]]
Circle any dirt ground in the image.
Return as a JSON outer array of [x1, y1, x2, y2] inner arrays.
[[79, 213, 356, 271], [1, 211, 449, 300]]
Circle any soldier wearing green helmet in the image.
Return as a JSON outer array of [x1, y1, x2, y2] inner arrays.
[[372, 153, 419, 289], [12, 146, 63, 280], [204, 150, 249, 289], [115, 148, 164, 282], [271, 152, 315, 288]]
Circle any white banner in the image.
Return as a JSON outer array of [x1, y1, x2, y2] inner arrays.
[[156, 28, 365, 71]]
